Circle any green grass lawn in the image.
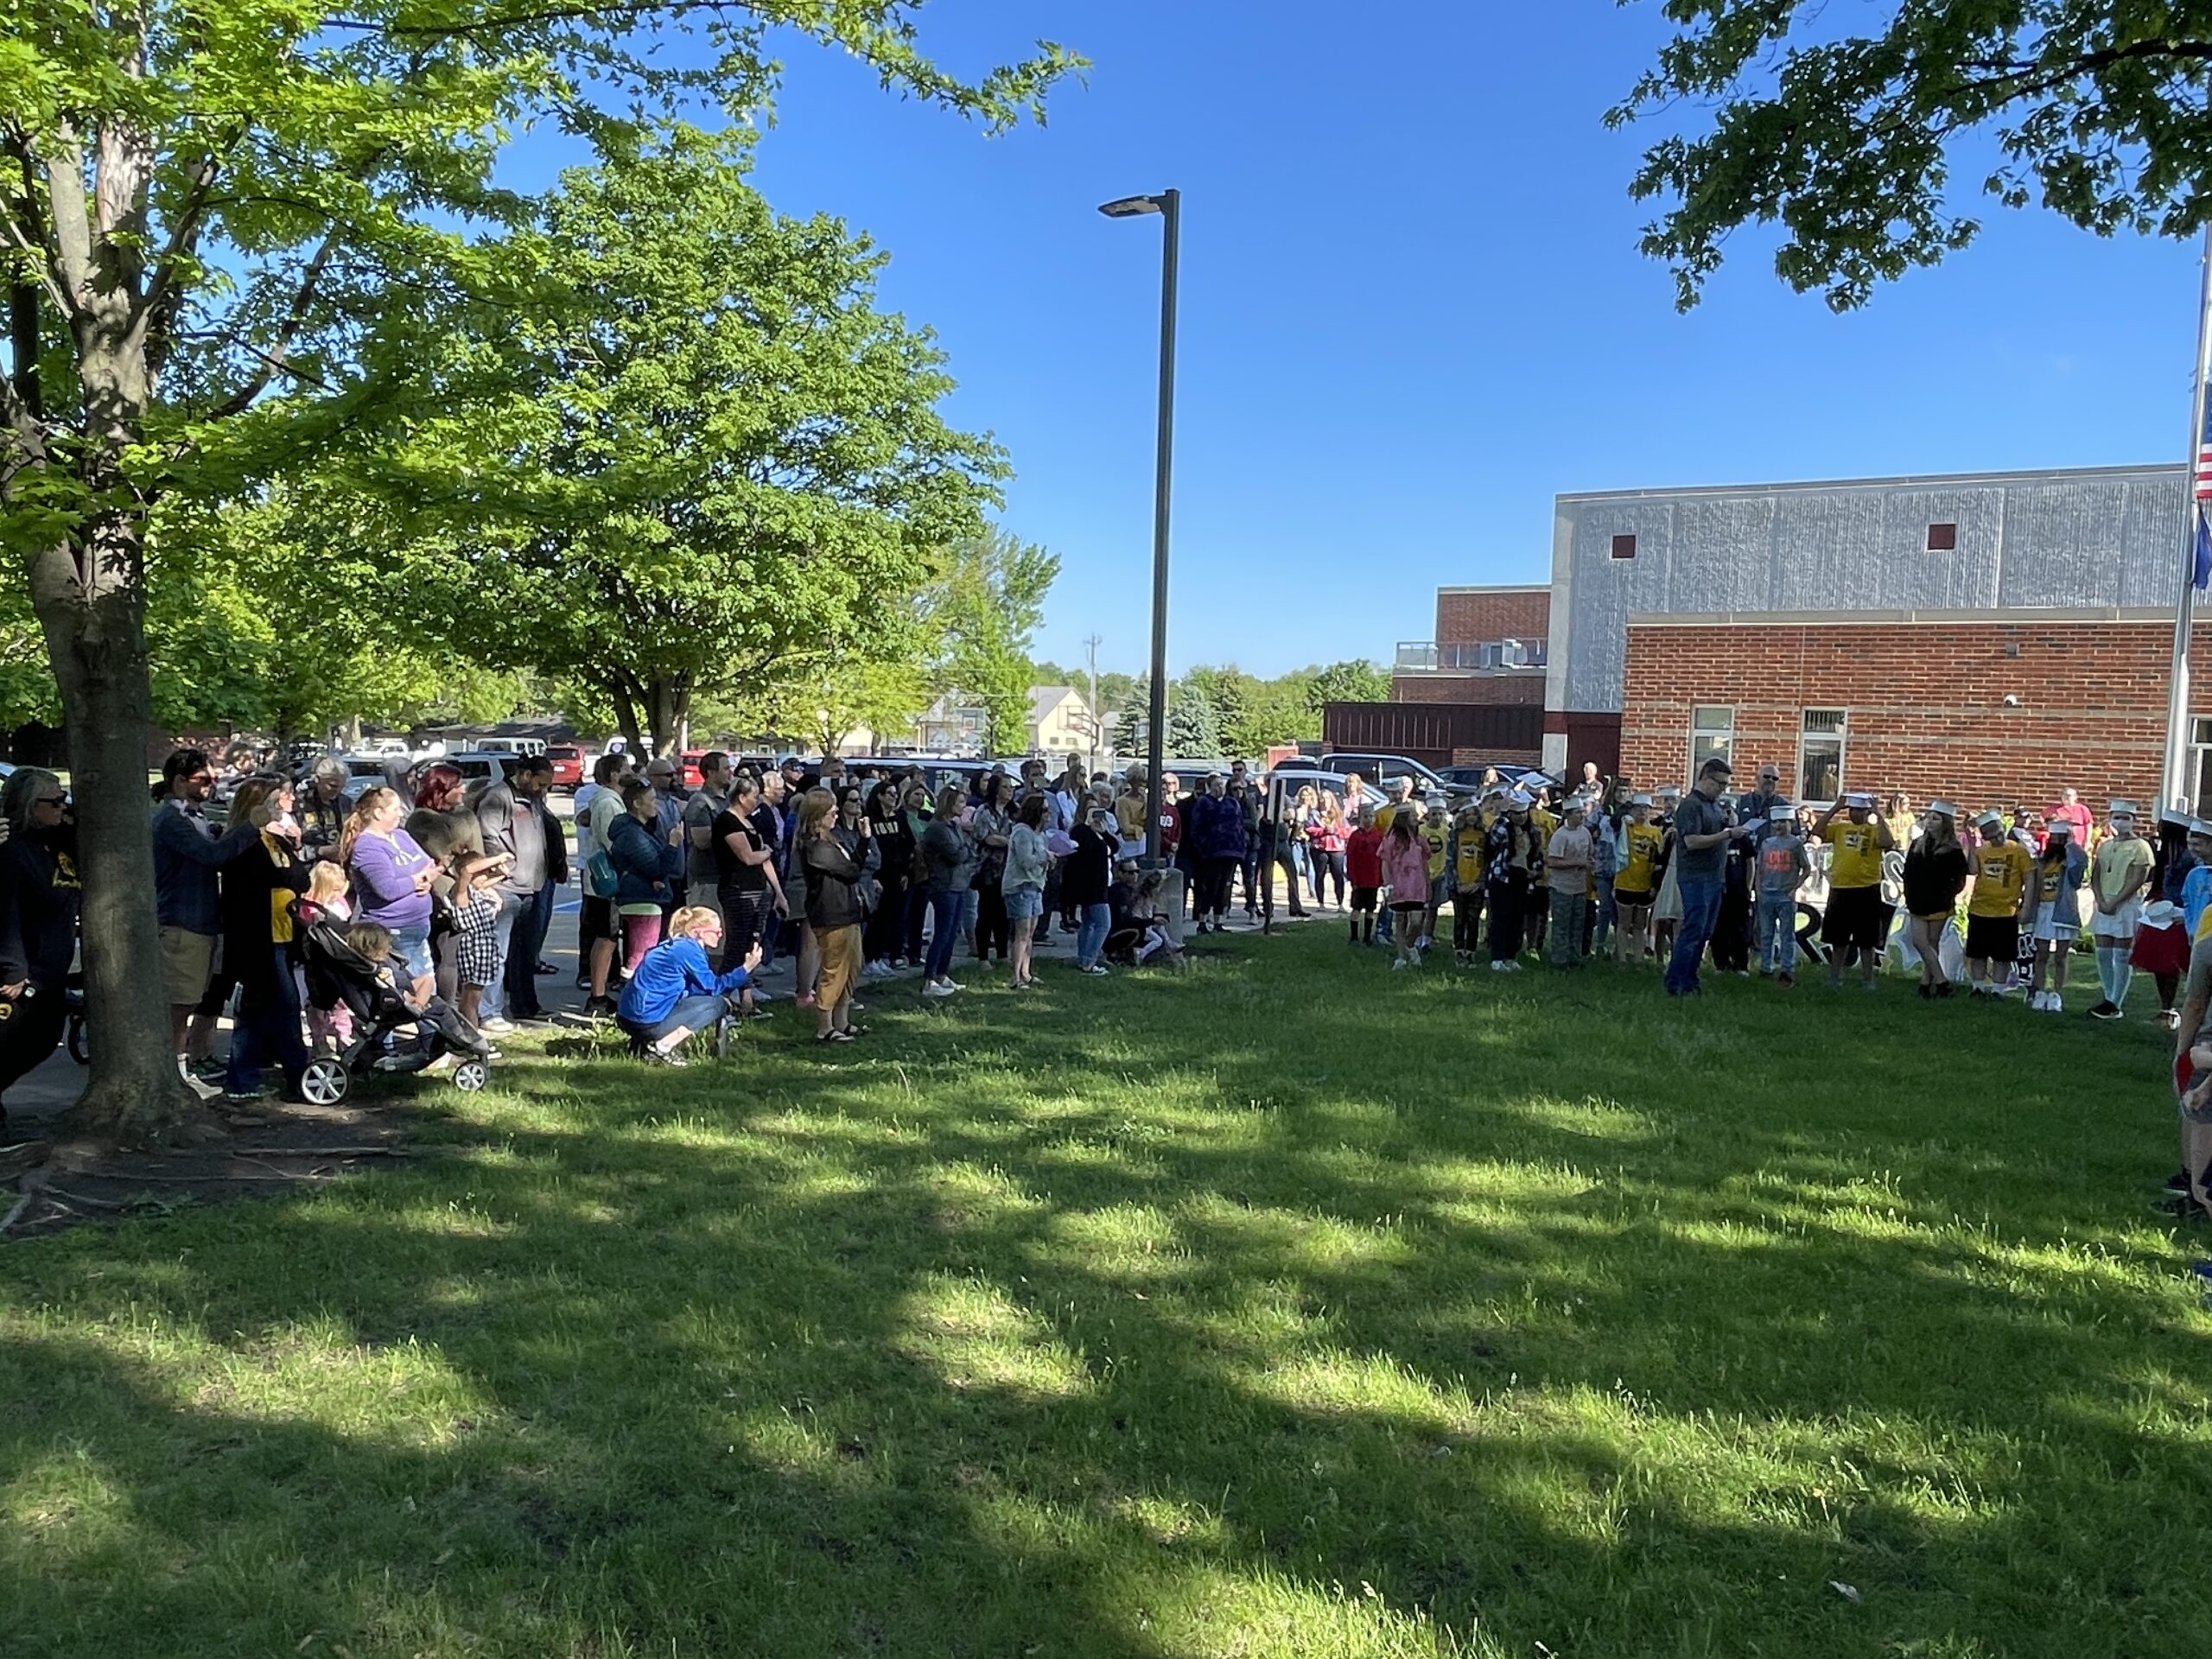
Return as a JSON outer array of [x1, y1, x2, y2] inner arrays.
[[3, 929, 2209, 1658]]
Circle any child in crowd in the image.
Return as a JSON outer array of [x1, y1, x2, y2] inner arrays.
[[1754, 804, 1808, 984], [2133, 899, 2190, 1029], [1379, 809, 1433, 969], [1344, 808, 1383, 947], [2088, 799, 2153, 1020], [1419, 800, 1452, 952], [1484, 791, 1542, 972], [1650, 786, 1683, 963], [2019, 817, 2084, 1009], [1543, 797, 1593, 967], [1612, 794, 1663, 965], [1963, 807, 2031, 1001], [1448, 803, 1487, 967], [300, 861, 355, 1054], [2184, 821, 2212, 938]]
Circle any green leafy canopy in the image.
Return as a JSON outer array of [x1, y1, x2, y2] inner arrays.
[[1609, 0, 2212, 308]]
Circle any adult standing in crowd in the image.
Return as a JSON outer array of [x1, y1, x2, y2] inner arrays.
[[1066, 799, 1117, 975], [1663, 758, 1738, 998], [681, 752, 734, 924], [799, 788, 868, 1042], [862, 779, 915, 972], [712, 773, 785, 976], [577, 752, 631, 1007], [2049, 786, 2094, 847], [1004, 793, 1052, 988], [340, 785, 438, 1007], [153, 747, 261, 1082], [1187, 772, 1246, 935], [969, 772, 1017, 969], [217, 774, 314, 1103], [0, 769, 79, 1127], [296, 759, 354, 856], [2088, 799, 2153, 1021], [1900, 801, 1970, 1000], [499, 758, 567, 1023], [918, 781, 975, 998], [473, 754, 553, 1033], [607, 778, 685, 972]]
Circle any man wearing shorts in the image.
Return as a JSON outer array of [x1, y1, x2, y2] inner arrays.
[[152, 748, 260, 1081], [1815, 791, 1895, 992], [1965, 809, 2032, 1000]]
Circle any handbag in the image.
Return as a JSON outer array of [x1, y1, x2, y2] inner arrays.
[[587, 846, 620, 900]]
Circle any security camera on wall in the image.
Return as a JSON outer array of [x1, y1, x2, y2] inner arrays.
[[2002, 694, 2020, 707]]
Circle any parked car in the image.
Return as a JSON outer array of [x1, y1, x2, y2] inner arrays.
[[546, 744, 584, 791], [1318, 752, 1451, 797], [1435, 763, 1557, 795]]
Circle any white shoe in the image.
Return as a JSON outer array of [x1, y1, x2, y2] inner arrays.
[[478, 1015, 515, 1035], [922, 980, 958, 998], [1490, 960, 1508, 974], [1079, 963, 1109, 976]]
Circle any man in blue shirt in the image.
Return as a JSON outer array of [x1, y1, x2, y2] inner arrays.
[[152, 748, 260, 1075], [1665, 758, 1745, 996]]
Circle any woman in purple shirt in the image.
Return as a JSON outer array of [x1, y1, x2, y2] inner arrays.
[[341, 785, 437, 1001]]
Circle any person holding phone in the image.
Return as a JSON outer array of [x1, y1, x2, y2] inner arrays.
[[1663, 758, 1742, 997]]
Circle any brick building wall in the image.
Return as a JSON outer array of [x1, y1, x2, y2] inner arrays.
[[1618, 611, 2212, 808], [1437, 586, 1549, 647], [1390, 671, 1548, 706]]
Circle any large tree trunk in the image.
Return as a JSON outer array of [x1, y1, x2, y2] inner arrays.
[[34, 512, 213, 1146]]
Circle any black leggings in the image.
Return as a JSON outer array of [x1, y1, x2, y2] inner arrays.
[[975, 886, 1008, 962], [1452, 887, 1484, 953], [1488, 875, 1529, 962], [863, 876, 909, 961], [1310, 849, 1346, 905], [1198, 856, 1237, 918], [0, 983, 67, 1101], [718, 887, 770, 975]]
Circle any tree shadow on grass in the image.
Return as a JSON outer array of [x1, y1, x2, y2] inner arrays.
[[1, 931, 2206, 1657]]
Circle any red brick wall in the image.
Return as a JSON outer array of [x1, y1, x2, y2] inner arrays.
[[1618, 618, 2210, 807], [1389, 672, 1547, 706], [1436, 588, 1548, 648]]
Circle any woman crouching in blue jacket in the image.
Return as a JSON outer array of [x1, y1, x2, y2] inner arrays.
[[617, 906, 758, 1065]]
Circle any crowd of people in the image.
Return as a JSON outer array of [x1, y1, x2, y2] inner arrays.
[[0, 737, 2203, 1129]]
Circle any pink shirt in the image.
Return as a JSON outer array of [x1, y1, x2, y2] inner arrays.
[[2049, 801, 2094, 843], [1379, 832, 1431, 896]]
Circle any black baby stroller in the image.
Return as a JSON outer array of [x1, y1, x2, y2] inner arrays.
[[294, 901, 492, 1104]]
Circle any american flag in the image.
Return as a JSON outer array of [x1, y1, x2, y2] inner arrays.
[[2196, 428, 2212, 591]]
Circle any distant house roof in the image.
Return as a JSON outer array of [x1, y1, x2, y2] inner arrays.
[[1029, 685, 1083, 726]]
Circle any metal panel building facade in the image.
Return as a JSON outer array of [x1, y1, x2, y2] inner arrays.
[[1541, 464, 2189, 775]]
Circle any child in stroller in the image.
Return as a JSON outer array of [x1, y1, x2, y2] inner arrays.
[[295, 904, 493, 1100]]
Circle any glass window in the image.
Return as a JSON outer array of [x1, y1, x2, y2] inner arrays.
[[1800, 709, 1846, 802], [1611, 534, 1637, 560], [1689, 706, 1732, 776], [1926, 523, 1957, 552]]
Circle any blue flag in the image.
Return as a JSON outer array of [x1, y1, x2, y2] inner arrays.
[[2196, 503, 2211, 594]]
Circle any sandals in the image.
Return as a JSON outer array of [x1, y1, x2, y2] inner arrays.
[[817, 1028, 855, 1045]]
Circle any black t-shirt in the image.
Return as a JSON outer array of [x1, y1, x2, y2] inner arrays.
[[712, 810, 767, 892]]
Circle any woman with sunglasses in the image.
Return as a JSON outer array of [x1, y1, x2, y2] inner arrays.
[[0, 769, 78, 1128]]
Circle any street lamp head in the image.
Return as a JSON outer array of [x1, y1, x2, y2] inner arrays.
[[1098, 194, 1166, 219]]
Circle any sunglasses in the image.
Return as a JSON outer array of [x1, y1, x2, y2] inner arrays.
[[35, 794, 66, 807]]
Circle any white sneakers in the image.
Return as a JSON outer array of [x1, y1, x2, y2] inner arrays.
[[922, 980, 959, 999]]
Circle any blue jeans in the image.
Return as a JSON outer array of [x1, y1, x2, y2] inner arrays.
[[505, 883, 555, 1018], [1666, 874, 1725, 994], [619, 993, 731, 1046], [1075, 902, 1111, 968], [1592, 874, 1616, 950], [1755, 893, 1797, 974], [226, 947, 307, 1096], [924, 889, 964, 982], [479, 888, 527, 1019]]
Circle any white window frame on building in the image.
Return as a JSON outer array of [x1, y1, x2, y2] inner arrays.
[[1799, 709, 1847, 804], [1689, 706, 1733, 778], [2191, 717, 2212, 816]]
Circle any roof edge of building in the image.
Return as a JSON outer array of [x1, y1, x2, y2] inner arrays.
[[1626, 607, 2176, 628], [1435, 582, 1550, 595], [1560, 462, 2180, 504]]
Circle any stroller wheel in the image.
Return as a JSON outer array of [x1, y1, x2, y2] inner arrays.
[[301, 1058, 350, 1105], [67, 1015, 89, 1066], [452, 1058, 489, 1093]]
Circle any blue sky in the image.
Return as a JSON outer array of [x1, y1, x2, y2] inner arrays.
[[556, 1, 2201, 676]]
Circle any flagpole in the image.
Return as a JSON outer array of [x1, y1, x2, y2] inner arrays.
[[2164, 220, 2212, 816]]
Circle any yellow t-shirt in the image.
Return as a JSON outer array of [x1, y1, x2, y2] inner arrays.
[[1827, 819, 1884, 889], [1967, 842, 2031, 918], [1452, 828, 1484, 888], [1528, 808, 1557, 886], [1618, 822, 1664, 893], [1372, 804, 1396, 838], [1420, 822, 1449, 880]]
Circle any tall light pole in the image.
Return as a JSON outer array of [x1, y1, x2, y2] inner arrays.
[[1099, 188, 1179, 865], [1083, 632, 1103, 775]]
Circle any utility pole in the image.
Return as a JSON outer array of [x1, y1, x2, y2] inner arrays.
[[1084, 632, 1102, 773]]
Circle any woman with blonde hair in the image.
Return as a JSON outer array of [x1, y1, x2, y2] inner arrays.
[[799, 787, 868, 1041], [615, 906, 759, 1065], [216, 774, 313, 1102], [341, 785, 437, 1007], [1307, 790, 1348, 910]]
